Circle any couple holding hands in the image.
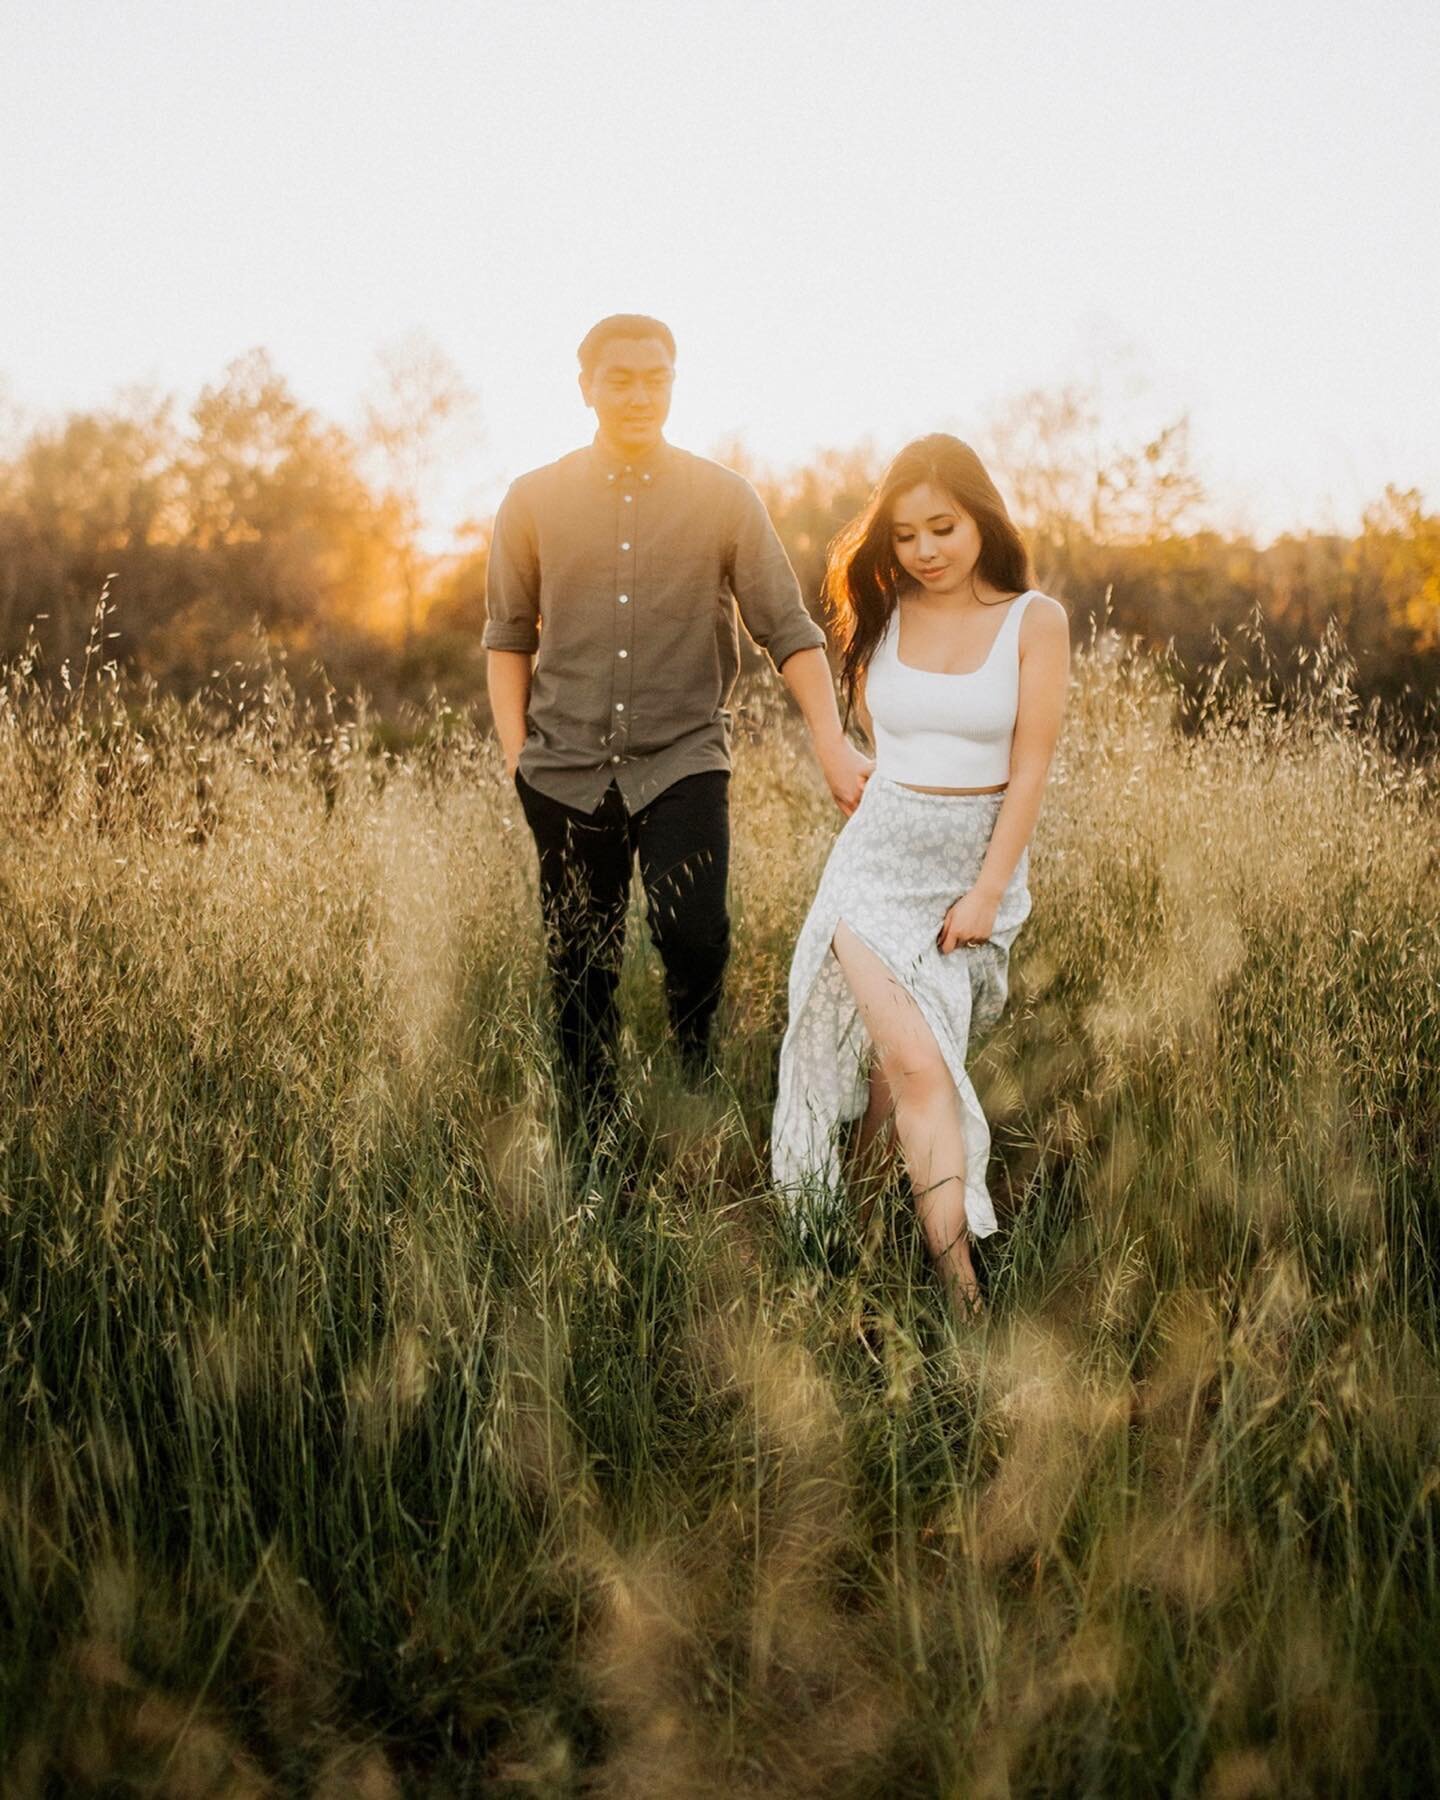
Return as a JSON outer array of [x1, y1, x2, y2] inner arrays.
[[485, 314, 1069, 1319]]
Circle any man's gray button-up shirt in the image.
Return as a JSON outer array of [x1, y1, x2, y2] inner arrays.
[[483, 438, 826, 812]]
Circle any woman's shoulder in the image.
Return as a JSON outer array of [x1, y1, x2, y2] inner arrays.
[[1018, 590, 1069, 642]]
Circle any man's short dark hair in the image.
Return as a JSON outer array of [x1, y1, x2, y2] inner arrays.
[[577, 314, 676, 379]]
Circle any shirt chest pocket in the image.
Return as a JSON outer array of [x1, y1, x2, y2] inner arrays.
[[644, 545, 730, 622]]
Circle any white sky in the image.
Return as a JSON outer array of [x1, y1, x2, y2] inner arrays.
[[2, 0, 1437, 544]]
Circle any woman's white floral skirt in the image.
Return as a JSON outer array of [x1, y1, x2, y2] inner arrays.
[[771, 775, 1031, 1245]]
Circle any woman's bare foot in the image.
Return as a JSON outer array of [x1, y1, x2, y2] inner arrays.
[[943, 1257, 986, 1322]]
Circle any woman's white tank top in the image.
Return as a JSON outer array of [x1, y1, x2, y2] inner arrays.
[[865, 590, 1036, 788]]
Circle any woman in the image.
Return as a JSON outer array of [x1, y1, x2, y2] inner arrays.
[[771, 435, 1070, 1318]]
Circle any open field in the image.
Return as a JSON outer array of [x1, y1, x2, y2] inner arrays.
[[2, 632, 1438, 1797]]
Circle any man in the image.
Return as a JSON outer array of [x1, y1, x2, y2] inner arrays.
[[485, 313, 870, 1145]]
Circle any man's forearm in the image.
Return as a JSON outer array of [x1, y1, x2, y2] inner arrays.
[[486, 650, 533, 772], [779, 645, 847, 754], [779, 645, 873, 814]]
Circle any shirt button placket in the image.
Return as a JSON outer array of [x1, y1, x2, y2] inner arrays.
[[613, 479, 637, 771]]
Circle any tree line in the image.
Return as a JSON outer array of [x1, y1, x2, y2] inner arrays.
[[2, 351, 1437, 737]]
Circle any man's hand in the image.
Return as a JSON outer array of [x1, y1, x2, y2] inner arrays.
[[937, 886, 1001, 954], [778, 648, 874, 816], [821, 739, 875, 816]]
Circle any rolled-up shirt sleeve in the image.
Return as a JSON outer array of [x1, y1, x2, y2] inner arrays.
[[727, 480, 827, 672], [483, 482, 541, 654]]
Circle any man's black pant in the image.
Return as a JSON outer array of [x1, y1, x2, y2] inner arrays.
[[514, 769, 730, 1123]]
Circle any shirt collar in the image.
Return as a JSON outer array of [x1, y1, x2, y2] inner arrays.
[[589, 434, 673, 488]]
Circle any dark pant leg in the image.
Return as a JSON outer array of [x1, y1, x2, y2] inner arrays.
[[514, 773, 632, 1119], [631, 771, 731, 1067]]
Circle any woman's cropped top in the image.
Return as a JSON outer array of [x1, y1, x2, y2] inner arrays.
[[865, 589, 1036, 788]]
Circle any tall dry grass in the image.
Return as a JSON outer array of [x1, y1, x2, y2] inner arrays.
[[1, 607, 1437, 1796]]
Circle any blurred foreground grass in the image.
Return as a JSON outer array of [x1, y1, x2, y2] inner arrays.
[[1, 622, 1438, 1797]]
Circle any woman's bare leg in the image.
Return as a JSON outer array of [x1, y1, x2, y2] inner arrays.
[[831, 921, 982, 1317], [856, 1061, 894, 1164], [851, 1062, 894, 1237]]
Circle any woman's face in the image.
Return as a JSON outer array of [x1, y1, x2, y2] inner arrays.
[[889, 482, 983, 596]]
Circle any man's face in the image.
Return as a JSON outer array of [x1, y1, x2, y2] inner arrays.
[[580, 335, 675, 455]]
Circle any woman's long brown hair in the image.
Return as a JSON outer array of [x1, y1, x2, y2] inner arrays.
[[824, 434, 1032, 725]]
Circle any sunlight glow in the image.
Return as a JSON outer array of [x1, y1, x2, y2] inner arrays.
[[2, 0, 1437, 543]]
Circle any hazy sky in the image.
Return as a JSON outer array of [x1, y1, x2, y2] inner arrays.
[[3, 0, 1437, 543]]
